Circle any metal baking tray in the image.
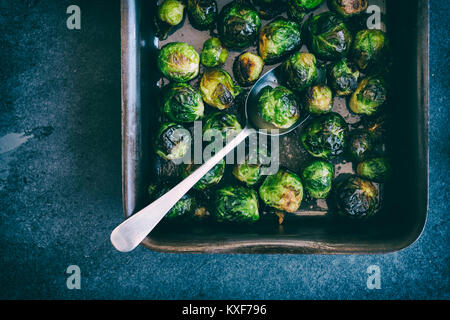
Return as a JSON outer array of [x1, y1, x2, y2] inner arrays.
[[120, 0, 429, 254]]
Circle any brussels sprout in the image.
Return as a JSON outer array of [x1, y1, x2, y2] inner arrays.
[[327, 0, 368, 18], [345, 129, 374, 162], [250, 0, 287, 20], [259, 170, 304, 212], [351, 29, 389, 71], [214, 186, 260, 223], [203, 112, 242, 141], [331, 175, 379, 218], [148, 183, 197, 220], [287, 0, 324, 23], [327, 58, 360, 96], [349, 76, 387, 116], [154, 122, 191, 161], [282, 52, 318, 93], [256, 86, 300, 129], [218, 1, 262, 50], [160, 83, 204, 123], [233, 52, 264, 87], [187, 0, 218, 30], [199, 68, 242, 110], [303, 12, 353, 61], [180, 158, 226, 190], [258, 18, 302, 64], [232, 148, 268, 186], [303, 85, 333, 115], [301, 112, 348, 159], [301, 160, 334, 199], [200, 38, 228, 68], [157, 42, 200, 82], [357, 157, 390, 183], [361, 113, 389, 143], [158, 0, 185, 26]]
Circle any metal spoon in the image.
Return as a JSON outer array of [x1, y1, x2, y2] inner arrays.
[[110, 66, 308, 252]]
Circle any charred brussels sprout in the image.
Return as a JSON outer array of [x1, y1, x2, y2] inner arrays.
[[218, 1, 261, 50], [200, 38, 228, 68], [351, 29, 389, 71], [251, 0, 287, 20], [187, 0, 218, 30], [357, 157, 390, 183], [327, 0, 368, 18], [259, 170, 304, 213], [233, 52, 264, 87], [361, 113, 389, 143], [256, 86, 300, 129], [215, 186, 260, 223], [303, 12, 352, 61], [345, 129, 374, 162], [232, 148, 269, 186], [288, 0, 324, 23], [157, 42, 200, 82], [301, 112, 348, 159], [180, 159, 225, 190], [160, 83, 204, 123], [349, 76, 387, 116], [203, 112, 242, 141], [148, 184, 197, 220], [303, 85, 333, 115], [331, 175, 379, 218], [258, 18, 302, 64], [327, 58, 360, 96], [301, 160, 334, 199], [158, 0, 185, 26], [199, 68, 242, 110], [154, 123, 191, 161], [282, 52, 318, 93]]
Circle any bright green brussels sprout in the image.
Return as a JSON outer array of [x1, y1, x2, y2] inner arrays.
[[351, 29, 389, 71], [287, 0, 324, 23], [327, 0, 368, 18], [158, 0, 185, 26], [233, 52, 264, 87], [301, 160, 334, 199], [282, 52, 318, 93], [327, 58, 360, 96], [160, 83, 204, 123], [303, 85, 333, 115], [301, 112, 348, 159], [345, 129, 374, 162], [180, 158, 226, 190], [203, 112, 242, 141], [303, 12, 353, 61], [218, 1, 262, 50], [258, 17, 302, 64], [157, 42, 200, 82], [187, 0, 218, 30], [232, 148, 268, 186], [199, 68, 242, 110], [259, 170, 304, 213], [154, 122, 191, 161], [357, 157, 390, 183], [214, 186, 260, 223], [349, 76, 387, 116], [331, 175, 379, 218], [256, 85, 300, 129], [148, 183, 197, 220], [200, 37, 228, 68]]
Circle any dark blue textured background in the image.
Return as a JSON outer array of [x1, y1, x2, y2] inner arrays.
[[0, 0, 448, 299]]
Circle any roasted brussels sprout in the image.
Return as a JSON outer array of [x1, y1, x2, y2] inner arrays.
[[361, 113, 389, 143], [154, 122, 191, 161], [233, 52, 264, 87], [187, 0, 218, 30], [256, 85, 300, 129], [251, 0, 287, 20], [160, 83, 204, 123], [259, 170, 304, 213], [349, 76, 387, 116], [158, 0, 185, 26], [351, 29, 389, 72], [301, 160, 334, 199], [258, 17, 302, 64], [232, 148, 268, 186], [303, 85, 333, 115], [331, 175, 379, 218], [148, 184, 197, 220], [282, 52, 318, 93], [345, 129, 374, 162], [200, 37, 228, 68], [287, 0, 324, 23], [327, 58, 360, 96], [180, 158, 226, 190], [301, 112, 348, 159], [218, 1, 262, 50], [303, 12, 353, 61], [203, 112, 242, 141], [157, 42, 200, 82], [214, 186, 260, 223], [199, 68, 242, 110], [357, 157, 390, 183], [327, 0, 368, 18]]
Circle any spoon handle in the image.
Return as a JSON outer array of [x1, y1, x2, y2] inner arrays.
[[110, 127, 253, 252]]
